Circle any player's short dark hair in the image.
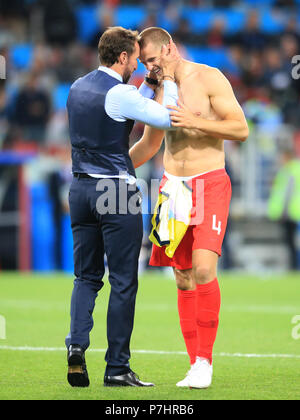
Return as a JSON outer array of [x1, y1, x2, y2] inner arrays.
[[98, 26, 139, 67], [138, 27, 171, 49]]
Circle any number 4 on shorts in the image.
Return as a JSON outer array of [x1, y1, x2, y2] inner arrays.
[[212, 215, 221, 235]]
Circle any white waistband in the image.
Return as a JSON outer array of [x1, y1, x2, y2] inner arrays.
[[164, 170, 211, 182]]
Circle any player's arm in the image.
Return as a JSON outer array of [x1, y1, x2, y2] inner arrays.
[[129, 82, 166, 169], [168, 68, 249, 142], [106, 78, 173, 168], [117, 80, 177, 129], [129, 41, 181, 168], [106, 41, 179, 130], [129, 124, 165, 169]]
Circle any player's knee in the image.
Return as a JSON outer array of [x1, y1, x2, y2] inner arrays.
[[174, 269, 194, 291], [193, 265, 214, 285]]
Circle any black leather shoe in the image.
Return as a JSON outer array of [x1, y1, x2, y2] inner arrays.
[[67, 345, 90, 388], [104, 370, 155, 387]]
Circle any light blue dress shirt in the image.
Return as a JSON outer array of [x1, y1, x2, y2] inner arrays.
[[100, 66, 178, 129], [89, 66, 178, 181]]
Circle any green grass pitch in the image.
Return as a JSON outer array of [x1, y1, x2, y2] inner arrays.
[[0, 271, 300, 400]]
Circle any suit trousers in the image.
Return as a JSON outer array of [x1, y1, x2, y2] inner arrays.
[[65, 175, 143, 376]]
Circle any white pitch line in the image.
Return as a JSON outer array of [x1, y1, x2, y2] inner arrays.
[[0, 345, 300, 359], [217, 352, 300, 359]]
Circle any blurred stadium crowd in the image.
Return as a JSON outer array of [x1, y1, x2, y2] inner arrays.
[[1, 0, 300, 147], [0, 0, 300, 272]]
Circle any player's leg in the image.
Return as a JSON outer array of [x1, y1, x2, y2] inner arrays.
[[187, 170, 231, 388], [188, 248, 220, 388], [174, 268, 197, 365], [174, 268, 199, 387], [192, 249, 220, 361]]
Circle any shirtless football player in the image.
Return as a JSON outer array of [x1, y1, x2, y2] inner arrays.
[[129, 27, 249, 389]]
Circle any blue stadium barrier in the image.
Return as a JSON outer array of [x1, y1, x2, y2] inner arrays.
[[0, 151, 35, 165], [53, 84, 71, 111], [75, 5, 99, 43], [61, 214, 74, 273], [31, 182, 55, 271], [10, 44, 33, 70]]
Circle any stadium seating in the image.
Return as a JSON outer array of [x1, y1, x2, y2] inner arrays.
[[260, 9, 285, 33], [75, 5, 99, 43], [53, 84, 72, 111], [181, 8, 215, 33], [10, 44, 33, 70], [243, 0, 276, 5], [74, 3, 296, 43], [185, 46, 239, 73], [115, 6, 146, 29], [71, 3, 293, 77]]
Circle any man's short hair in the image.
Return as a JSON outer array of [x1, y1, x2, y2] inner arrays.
[[98, 26, 139, 67], [138, 27, 171, 49]]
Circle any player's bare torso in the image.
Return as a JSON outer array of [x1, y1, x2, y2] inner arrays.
[[164, 62, 225, 177]]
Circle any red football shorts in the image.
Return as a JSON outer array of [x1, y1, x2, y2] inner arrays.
[[149, 168, 232, 270]]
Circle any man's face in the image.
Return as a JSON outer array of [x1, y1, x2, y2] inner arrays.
[[139, 42, 164, 78], [123, 41, 140, 84]]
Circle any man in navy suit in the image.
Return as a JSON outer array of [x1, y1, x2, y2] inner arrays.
[[65, 26, 179, 387]]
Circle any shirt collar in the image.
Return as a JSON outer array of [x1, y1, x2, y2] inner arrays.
[[98, 66, 123, 82]]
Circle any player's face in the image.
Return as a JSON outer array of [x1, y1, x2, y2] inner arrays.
[[123, 42, 140, 84], [139, 42, 164, 78]]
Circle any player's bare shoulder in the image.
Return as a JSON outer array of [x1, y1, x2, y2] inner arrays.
[[178, 62, 220, 122], [179, 61, 217, 79], [178, 61, 207, 87], [199, 64, 234, 97]]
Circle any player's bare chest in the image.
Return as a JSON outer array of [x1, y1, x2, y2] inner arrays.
[[178, 80, 212, 118]]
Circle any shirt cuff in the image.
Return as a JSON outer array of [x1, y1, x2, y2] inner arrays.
[[138, 82, 155, 99], [163, 80, 178, 96], [162, 80, 178, 107]]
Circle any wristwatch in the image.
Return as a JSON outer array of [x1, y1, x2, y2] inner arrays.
[[145, 76, 158, 86]]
